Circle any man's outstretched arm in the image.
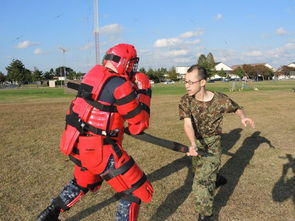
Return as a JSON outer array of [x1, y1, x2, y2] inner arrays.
[[235, 109, 255, 129]]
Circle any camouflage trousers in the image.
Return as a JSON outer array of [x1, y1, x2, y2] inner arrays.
[[192, 135, 221, 216]]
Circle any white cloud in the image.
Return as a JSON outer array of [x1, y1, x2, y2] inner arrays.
[[33, 48, 44, 55], [100, 24, 123, 35], [154, 30, 204, 49], [179, 30, 204, 39], [284, 42, 295, 49], [215, 13, 223, 20], [244, 50, 263, 57], [190, 39, 201, 45], [154, 38, 182, 48], [275, 27, 288, 35], [174, 57, 193, 63], [166, 49, 188, 56], [17, 40, 37, 49]]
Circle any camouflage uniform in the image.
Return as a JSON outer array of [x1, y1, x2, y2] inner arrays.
[[179, 91, 240, 216]]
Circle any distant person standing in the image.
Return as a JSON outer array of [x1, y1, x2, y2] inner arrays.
[[178, 65, 255, 221]]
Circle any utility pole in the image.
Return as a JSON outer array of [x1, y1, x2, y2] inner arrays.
[[93, 0, 100, 64], [58, 47, 68, 79]]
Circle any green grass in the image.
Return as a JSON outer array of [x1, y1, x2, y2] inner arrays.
[[1, 90, 294, 220], [151, 80, 295, 95], [0, 87, 73, 102], [0, 80, 294, 103]]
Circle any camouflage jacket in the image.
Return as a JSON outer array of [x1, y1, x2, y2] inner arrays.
[[179, 91, 241, 139]]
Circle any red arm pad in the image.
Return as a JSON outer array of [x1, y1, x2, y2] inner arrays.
[[133, 72, 151, 112], [133, 72, 151, 90], [114, 80, 150, 135], [128, 111, 149, 135]]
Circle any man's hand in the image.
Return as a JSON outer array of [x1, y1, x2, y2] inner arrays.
[[241, 117, 255, 129], [186, 146, 199, 156]]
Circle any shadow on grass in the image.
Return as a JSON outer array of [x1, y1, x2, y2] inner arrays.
[[65, 196, 117, 221], [65, 156, 191, 221], [272, 154, 295, 205], [148, 128, 243, 220], [221, 128, 243, 156], [213, 131, 274, 219], [65, 128, 252, 220], [148, 157, 194, 221]]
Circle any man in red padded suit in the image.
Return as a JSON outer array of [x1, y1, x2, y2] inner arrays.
[[37, 43, 153, 221]]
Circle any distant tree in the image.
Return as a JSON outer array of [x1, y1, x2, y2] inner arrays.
[[242, 65, 256, 79], [50, 68, 55, 76], [155, 68, 166, 82], [66, 71, 75, 80], [218, 69, 227, 78], [67, 70, 84, 80], [167, 66, 178, 81], [255, 64, 274, 80], [197, 54, 207, 65], [55, 66, 73, 77], [32, 67, 43, 81], [139, 67, 146, 74], [146, 68, 165, 83], [6, 59, 32, 85], [43, 71, 53, 80], [233, 67, 245, 78], [43, 68, 55, 80], [242, 64, 273, 80], [146, 68, 156, 81], [276, 65, 295, 76], [76, 72, 85, 80], [197, 53, 216, 78], [0, 72, 6, 83], [207, 53, 215, 66]]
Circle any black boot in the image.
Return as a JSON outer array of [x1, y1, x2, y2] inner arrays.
[[198, 214, 213, 221], [37, 203, 60, 221], [215, 174, 227, 188]]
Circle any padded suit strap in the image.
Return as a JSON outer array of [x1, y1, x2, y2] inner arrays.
[[67, 82, 117, 112], [100, 157, 135, 181]]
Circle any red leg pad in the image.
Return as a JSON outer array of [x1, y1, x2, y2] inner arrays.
[[105, 153, 153, 203], [129, 202, 140, 221], [74, 165, 102, 191]]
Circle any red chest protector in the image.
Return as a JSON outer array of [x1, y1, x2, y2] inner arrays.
[[60, 65, 122, 155]]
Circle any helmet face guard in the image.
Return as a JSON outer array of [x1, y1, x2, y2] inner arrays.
[[126, 57, 139, 79], [103, 44, 139, 78]]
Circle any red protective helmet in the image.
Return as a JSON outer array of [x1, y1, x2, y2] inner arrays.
[[103, 43, 139, 77]]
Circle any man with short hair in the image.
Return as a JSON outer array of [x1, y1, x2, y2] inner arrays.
[[179, 65, 255, 221]]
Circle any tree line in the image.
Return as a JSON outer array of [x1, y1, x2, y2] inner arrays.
[[1, 57, 294, 86], [0, 59, 84, 86], [0, 59, 178, 85], [196, 52, 295, 80]]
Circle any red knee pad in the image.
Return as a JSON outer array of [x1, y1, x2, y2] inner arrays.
[[129, 202, 140, 221], [103, 154, 154, 203], [74, 165, 103, 191]]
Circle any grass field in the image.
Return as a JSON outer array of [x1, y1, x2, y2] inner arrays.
[[0, 81, 294, 221]]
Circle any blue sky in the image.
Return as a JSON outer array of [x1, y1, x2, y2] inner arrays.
[[1, 0, 295, 74]]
